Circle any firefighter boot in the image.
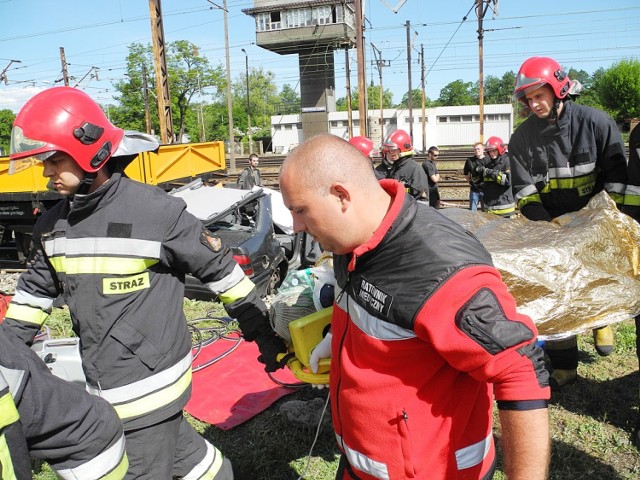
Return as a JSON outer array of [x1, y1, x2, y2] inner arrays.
[[546, 336, 579, 391], [593, 325, 615, 356]]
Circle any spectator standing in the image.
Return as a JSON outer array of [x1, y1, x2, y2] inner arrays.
[[509, 56, 631, 390], [422, 146, 441, 208], [476, 136, 516, 217], [2, 86, 286, 479], [379, 129, 430, 203], [237, 153, 262, 189], [464, 142, 488, 211], [280, 134, 550, 480]]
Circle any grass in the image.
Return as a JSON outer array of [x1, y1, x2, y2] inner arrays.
[[33, 302, 640, 480]]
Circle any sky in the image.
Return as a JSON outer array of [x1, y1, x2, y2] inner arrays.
[[1, 0, 639, 114]]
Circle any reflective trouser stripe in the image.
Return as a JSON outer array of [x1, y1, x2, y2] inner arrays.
[[56, 433, 128, 480], [87, 353, 192, 420], [455, 432, 493, 470], [335, 433, 390, 480], [183, 442, 224, 480], [5, 302, 49, 326], [0, 435, 17, 480], [0, 392, 19, 480]]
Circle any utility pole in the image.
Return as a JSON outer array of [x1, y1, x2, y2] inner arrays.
[[142, 65, 152, 135], [405, 20, 414, 141], [345, 47, 353, 138], [477, 0, 490, 143], [420, 43, 426, 153], [0, 59, 21, 85], [371, 44, 389, 143], [205, 0, 235, 170], [59, 48, 70, 86], [241, 48, 253, 154], [148, 0, 174, 144], [354, 0, 367, 137], [197, 73, 206, 142]]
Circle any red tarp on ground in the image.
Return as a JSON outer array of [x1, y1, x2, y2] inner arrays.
[[185, 336, 299, 430], [0, 295, 11, 322]]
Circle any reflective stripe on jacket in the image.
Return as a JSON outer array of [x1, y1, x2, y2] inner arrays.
[[0, 172, 268, 429]]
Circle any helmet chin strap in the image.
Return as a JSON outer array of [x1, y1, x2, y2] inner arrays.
[[74, 172, 97, 196], [548, 98, 562, 123]]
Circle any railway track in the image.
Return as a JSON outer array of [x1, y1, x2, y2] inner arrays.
[[228, 149, 472, 205]]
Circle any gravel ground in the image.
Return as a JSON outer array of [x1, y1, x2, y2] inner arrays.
[[0, 272, 20, 295]]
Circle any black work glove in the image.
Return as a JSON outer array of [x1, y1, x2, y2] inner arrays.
[[474, 165, 486, 175], [520, 203, 553, 222], [255, 333, 288, 372]]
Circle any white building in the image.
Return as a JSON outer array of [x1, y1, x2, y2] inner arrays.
[[270, 104, 514, 154]]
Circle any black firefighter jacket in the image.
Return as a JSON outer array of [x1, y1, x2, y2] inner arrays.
[[0, 172, 272, 430]]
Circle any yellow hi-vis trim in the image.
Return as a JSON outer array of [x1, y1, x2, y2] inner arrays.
[[5, 303, 48, 327], [49, 256, 158, 275], [625, 193, 640, 206], [0, 393, 19, 429], [99, 454, 129, 480], [517, 193, 542, 210], [608, 192, 624, 205], [487, 205, 516, 216], [0, 435, 17, 480], [218, 276, 255, 304], [544, 174, 596, 196], [103, 272, 150, 295], [113, 368, 191, 420]]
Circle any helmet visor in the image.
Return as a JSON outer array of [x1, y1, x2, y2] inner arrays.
[[9, 125, 56, 174], [514, 73, 546, 99]]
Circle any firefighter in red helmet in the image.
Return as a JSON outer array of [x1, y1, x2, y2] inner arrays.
[[509, 56, 636, 391], [475, 136, 515, 217], [348, 135, 375, 158], [377, 129, 430, 203], [3, 86, 287, 478]]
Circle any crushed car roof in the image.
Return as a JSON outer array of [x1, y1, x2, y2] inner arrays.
[[169, 180, 294, 233]]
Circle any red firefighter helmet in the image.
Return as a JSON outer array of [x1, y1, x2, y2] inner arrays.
[[348, 136, 375, 158], [513, 56, 573, 102], [485, 136, 506, 156], [382, 129, 414, 159], [9, 86, 124, 173]]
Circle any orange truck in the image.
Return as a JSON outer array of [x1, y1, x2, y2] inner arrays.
[[0, 141, 226, 265]]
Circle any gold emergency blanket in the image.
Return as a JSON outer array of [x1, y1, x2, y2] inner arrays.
[[441, 191, 640, 340]]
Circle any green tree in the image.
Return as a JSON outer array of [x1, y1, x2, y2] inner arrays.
[[482, 71, 516, 104], [336, 85, 394, 111], [112, 41, 224, 142], [110, 43, 156, 133], [398, 88, 428, 109], [168, 40, 225, 142], [277, 84, 301, 114], [233, 66, 280, 140], [436, 80, 475, 106], [0, 109, 15, 155], [595, 59, 640, 122]]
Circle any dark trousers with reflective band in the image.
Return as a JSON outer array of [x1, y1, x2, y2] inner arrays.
[[124, 411, 230, 479]]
